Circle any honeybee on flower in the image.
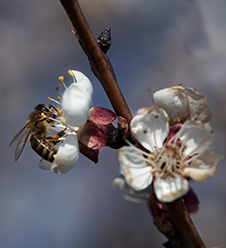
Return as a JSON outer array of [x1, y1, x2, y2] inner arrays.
[[39, 70, 116, 174]]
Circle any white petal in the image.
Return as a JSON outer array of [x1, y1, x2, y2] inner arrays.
[[153, 86, 190, 121], [51, 134, 80, 174], [130, 106, 169, 152], [178, 120, 214, 156], [38, 159, 52, 171], [72, 70, 93, 96], [185, 87, 212, 123], [136, 107, 149, 115], [183, 151, 223, 181], [119, 146, 153, 191], [112, 178, 151, 202], [62, 71, 93, 127], [154, 176, 189, 202]]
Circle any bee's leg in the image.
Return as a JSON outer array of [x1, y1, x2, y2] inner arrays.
[[48, 104, 58, 112], [34, 117, 47, 126], [46, 128, 67, 143]]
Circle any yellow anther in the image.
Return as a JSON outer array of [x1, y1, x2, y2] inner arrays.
[[48, 96, 51, 101], [58, 76, 64, 83], [53, 154, 57, 159], [57, 96, 61, 100], [57, 108, 63, 116], [61, 117, 66, 125], [68, 70, 74, 77], [41, 113, 46, 118], [39, 158, 44, 162], [56, 86, 60, 91]]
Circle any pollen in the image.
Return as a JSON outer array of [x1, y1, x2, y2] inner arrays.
[[128, 176, 133, 181], [53, 154, 57, 159], [61, 117, 66, 125], [48, 128, 51, 131], [58, 76, 64, 83], [39, 158, 44, 162], [68, 69, 74, 77], [41, 113, 46, 118], [57, 108, 63, 116], [51, 134, 60, 140], [48, 96, 51, 101], [56, 86, 60, 91], [57, 96, 61, 100], [120, 148, 124, 152]]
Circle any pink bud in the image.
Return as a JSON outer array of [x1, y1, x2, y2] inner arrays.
[[78, 120, 107, 149], [89, 107, 116, 125]]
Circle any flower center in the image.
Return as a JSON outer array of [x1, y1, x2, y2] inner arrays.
[[148, 141, 185, 179]]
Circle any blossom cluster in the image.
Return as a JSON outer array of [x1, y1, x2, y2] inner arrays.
[[27, 69, 221, 205], [113, 86, 222, 203]]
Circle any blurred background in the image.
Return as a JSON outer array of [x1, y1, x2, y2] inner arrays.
[[1, 0, 226, 247]]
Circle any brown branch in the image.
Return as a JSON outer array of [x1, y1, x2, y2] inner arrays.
[[165, 198, 206, 248], [59, 0, 133, 124]]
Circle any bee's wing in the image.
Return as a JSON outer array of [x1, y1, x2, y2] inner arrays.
[[14, 127, 31, 161], [10, 124, 31, 161]]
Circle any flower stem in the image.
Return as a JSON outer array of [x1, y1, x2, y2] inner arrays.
[[165, 198, 206, 248], [59, 0, 133, 124]]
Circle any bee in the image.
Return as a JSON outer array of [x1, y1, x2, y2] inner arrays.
[[10, 104, 65, 162]]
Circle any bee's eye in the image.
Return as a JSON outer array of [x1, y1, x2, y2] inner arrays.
[[41, 107, 48, 112]]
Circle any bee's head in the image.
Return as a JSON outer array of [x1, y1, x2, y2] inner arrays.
[[34, 104, 51, 117]]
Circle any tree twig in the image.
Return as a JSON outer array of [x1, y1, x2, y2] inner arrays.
[[60, 0, 133, 123], [165, 198, 206, 248]]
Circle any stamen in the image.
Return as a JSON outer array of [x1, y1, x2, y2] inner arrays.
[[48, 97, 61, 105], [57, 96, 61, 100], [61, 117, 66, 125], [125, 139, 154, 158], [56, 86, 60, 91], [58, 76, 67, 90], [68, 69, 77, 83], [58, 76, 64, 83], [147, 89, 155, 104], [56, 108, 63, 116], [68, 70, 74, 77]]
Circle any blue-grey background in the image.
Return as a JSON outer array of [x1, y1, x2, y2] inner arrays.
[[1, 0, 226, 247]]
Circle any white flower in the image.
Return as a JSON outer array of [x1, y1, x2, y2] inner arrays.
[[117, 106, 222, 202], [39, 70, 93, 174], [153, 85, 211, 123]]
